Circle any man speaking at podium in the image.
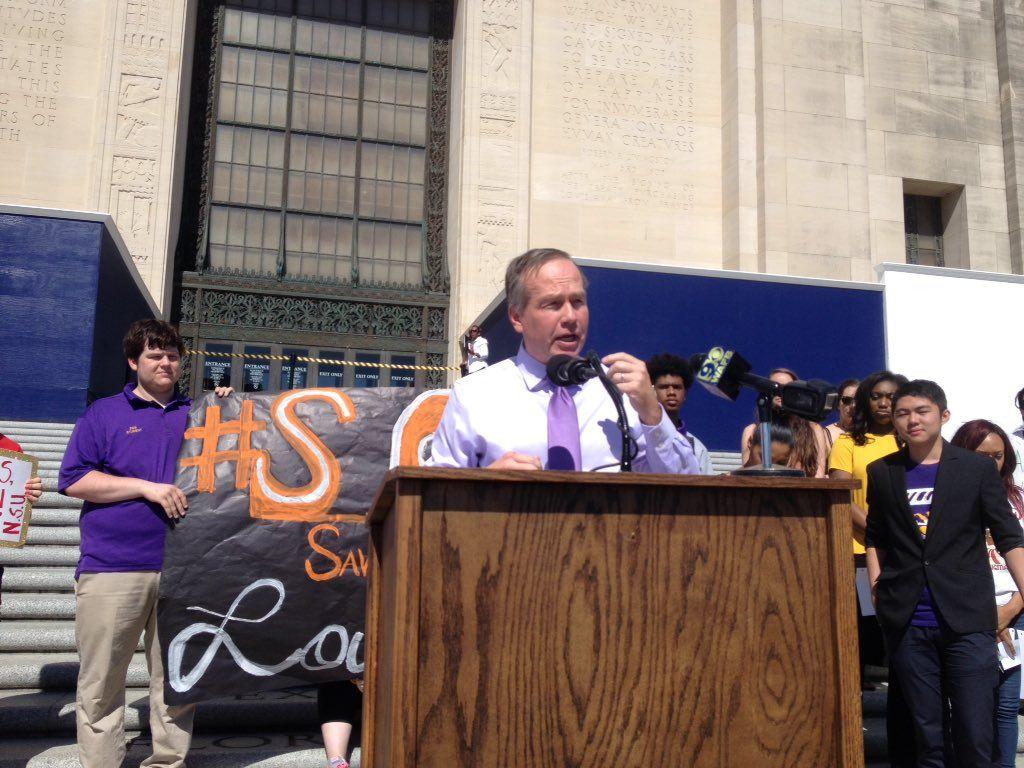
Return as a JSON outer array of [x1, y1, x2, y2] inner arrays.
[[428, 248, 699, 474]]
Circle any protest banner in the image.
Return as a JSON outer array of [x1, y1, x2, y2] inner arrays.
[[0, 448, 37, 548], [158, 387, 447, 705]]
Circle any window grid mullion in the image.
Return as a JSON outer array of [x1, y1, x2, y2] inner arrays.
[[209, 1, 429, 286], [275, 12, 299, 278], [350, 0, 368, 285]]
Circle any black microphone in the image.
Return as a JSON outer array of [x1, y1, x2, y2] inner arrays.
[[546, 354, 598, 386], [692, 347, 837, 422]]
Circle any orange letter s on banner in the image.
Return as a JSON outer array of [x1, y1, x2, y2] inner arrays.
[[249, 389, 357, 522]]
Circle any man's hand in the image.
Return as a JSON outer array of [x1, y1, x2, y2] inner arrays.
[[999, 628, 1017, 658], [601, 352, 663, 426], [140, 481, 189, 520], [488, 451, 542, 470], [995, 602, 1019, 630], [24, 476, 42, 503], [214, 386, 234, 397]]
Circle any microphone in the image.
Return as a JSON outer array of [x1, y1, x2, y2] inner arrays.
[[692, 347, 837, 422], [692, 348, 754, 402], [546, 355, 599, 387]]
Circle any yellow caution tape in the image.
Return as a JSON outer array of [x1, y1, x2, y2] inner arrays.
[[186, 348, 458, 372]]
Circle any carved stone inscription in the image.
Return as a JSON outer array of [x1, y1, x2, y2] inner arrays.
[[537, 0, 703, 210], [0, 0, 67, 143], [529, 0, 722, 263]]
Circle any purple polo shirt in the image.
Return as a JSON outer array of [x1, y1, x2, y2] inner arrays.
[[58, 384, 191, 579]]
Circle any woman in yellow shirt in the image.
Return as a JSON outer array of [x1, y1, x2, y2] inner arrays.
[[828, 370, 909, 553], [828, 370, 908, 709]]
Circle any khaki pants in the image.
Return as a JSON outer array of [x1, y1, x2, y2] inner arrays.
[[75, 571, 195, 768]]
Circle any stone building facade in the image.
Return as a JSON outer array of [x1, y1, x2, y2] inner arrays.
[[2, 0, 1022, 388]]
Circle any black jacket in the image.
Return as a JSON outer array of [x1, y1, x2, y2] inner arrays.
[[865, 442, 1024, 635]]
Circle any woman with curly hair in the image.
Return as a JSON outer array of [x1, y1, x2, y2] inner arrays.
[[951, 419, 1024, 768], [829, 371, 908, 714], [829, 371, 909, 552]]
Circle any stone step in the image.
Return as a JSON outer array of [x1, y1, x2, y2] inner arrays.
[[0, 424, 75, 436], [0, 545, 79, 566], [25, 526, 80, 546], [0, 432, 73, 445], [0, 686, 326, 736], [19, 450, 66, 462], [0, 622, 90, 652], [863, 717, 886, 760], [27, 508, 80, 527], [0, 592, 75, 619], [6, 442, 70, 453], [0, 567, 76, 592], [34, 493, 82, 510], [861, 686, 888, 718], [0, 652, 148, 689], [0, 734, 361, 768], [25, 525, 80, 546]]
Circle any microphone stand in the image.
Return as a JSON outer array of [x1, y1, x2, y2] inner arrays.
[[585, 351, 633, 472]]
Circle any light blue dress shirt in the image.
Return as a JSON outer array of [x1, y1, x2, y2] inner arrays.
[[428, 346, 699, 473]]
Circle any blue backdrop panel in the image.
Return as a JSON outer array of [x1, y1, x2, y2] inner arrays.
[[89, 227, 155, 404], [0, 214, 154, 424], [480, 265, 886, 451]]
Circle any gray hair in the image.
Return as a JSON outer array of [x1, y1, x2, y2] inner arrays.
[[504, 248, 586, 312]]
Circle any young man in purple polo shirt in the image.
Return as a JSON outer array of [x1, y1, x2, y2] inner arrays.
[[59, 319, 229, 768]]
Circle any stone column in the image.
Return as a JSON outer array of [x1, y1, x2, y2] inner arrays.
[[721, 0, 763, 272], [446, 0, 534, 363], [996, 0, 1024, 273]]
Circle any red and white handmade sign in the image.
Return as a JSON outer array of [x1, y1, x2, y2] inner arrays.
[[0, 448, 37, 548]]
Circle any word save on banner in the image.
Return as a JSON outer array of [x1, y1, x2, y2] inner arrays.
[[0, 449, 38, 548]]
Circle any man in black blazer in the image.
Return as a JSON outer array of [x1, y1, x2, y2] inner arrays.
[[866, 380, 1024, 767]]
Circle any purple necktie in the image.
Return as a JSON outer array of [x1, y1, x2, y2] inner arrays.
[[547, 384, 582, 470]]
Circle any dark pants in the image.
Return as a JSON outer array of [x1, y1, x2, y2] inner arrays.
[[886, 624, 998, 768], [317, 679, 363, 730], [886, 664, 917, 768]]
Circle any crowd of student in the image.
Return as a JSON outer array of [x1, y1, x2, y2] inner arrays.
[[644, 352, 1024, 768], [4, 307, 1022, 768]]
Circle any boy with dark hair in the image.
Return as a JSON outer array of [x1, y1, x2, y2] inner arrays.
[[866, 379, 1024, 767], [646, 353, 712, 474], [59, 319, 229, 768]]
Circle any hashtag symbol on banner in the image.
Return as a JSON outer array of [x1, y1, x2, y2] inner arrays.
[[181, 400, 268, 493]]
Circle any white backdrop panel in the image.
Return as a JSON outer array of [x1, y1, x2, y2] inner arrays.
[[883, 264, 1024, 439]]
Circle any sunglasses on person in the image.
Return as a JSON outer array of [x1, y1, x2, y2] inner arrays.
[[1017, 395, 1024, 410], [840, 396, 855, 406]]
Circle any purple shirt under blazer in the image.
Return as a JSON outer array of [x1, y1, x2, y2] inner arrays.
[[59, 384, 191, 579]]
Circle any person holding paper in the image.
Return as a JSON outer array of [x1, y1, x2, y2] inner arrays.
[[950, 419, 1024, 768], [0, 433, 43, 613]]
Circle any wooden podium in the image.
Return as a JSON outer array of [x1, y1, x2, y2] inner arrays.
[[364, 468, 862, 768]]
